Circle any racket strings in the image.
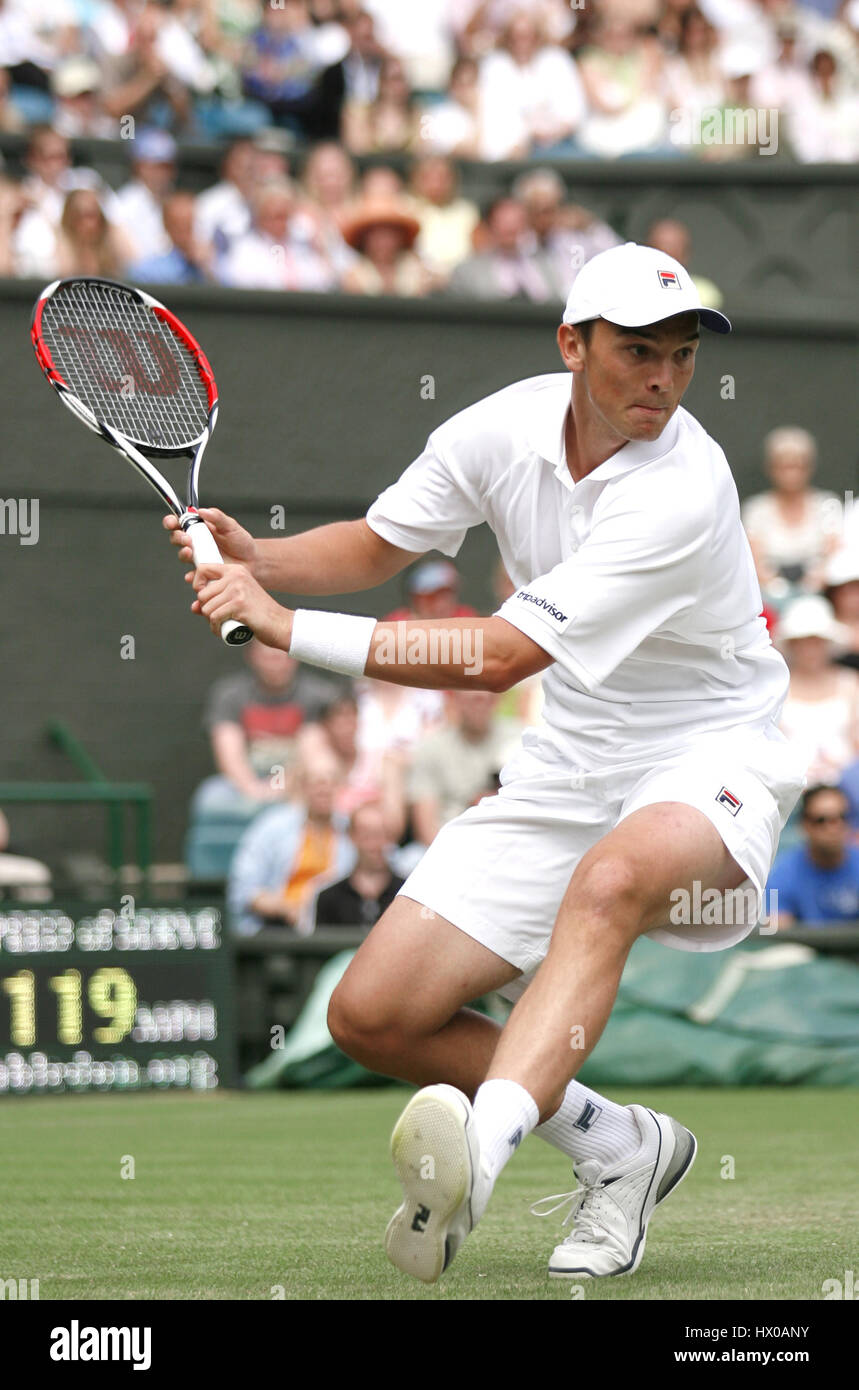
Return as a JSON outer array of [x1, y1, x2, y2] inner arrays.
[[40, 281, 210, 451]]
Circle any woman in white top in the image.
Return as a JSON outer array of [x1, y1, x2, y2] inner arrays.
[[741, 426, 842, 602], [777, 595, 859, 785]]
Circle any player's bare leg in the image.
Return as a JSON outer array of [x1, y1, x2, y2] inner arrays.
[[486, 802, 748, 1100], [328, 896, 520, 1097], [470, 800, 749, 1279]]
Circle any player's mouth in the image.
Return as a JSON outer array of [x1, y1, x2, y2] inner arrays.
[[631, 403, 669, 416]]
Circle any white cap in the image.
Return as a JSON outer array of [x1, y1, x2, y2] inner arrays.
[[825, 547, 859, 589], [776, 594, 849, 646], [563, 242, 731, 335]]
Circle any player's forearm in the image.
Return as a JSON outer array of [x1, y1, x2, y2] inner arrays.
[[363, 618, 525, 692], [255, 520, 416, 595]]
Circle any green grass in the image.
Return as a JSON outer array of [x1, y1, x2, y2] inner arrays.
[[1, 1088, 856, 1300]]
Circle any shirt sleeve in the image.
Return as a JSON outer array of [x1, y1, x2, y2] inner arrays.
[[366, 433, 485, 558], [495, 481, 712, 693]]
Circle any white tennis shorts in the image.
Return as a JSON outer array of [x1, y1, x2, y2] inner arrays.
[[397, 721, 807, 979]]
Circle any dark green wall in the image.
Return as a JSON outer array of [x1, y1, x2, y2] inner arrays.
[[2, 281, 857, 865]]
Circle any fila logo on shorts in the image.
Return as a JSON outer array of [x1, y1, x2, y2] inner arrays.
[[716, 786, 743, 816], [572, 1100, 603, 1132], [657, 269, 681, 290]]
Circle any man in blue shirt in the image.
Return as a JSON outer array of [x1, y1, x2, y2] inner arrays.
[[767, 784, 859, 927], [130, 191, 209, 285]]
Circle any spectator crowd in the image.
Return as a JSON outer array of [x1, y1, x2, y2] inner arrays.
[[1, 0, 858, 293]]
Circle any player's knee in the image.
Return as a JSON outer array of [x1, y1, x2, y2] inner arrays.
[[569, 854, 645, 933], [327, 982, 408, 1064]]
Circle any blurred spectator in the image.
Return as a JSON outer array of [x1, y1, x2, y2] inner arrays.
[[114, 128, 178, 263], [409, 155, 479, 281], [339, 6, 385, 104], [227, 758, 355, 935], [54, 187, 134, 277], [408, 689, 520, 848], [296, 692, 407, 839], [218, 177, 338, 290], [340, 196, 431, 296], [11, 125, 115, 277], [358, 163, 404, 200], [663, 8, 728, 151], [241, 0, 349, 140], [459, 0, 576, 57], [193, 137, 256, 258], [750, 19, 812, 112], [298, 140, 360, 277], [576, 17, 668, 157], [307, 800, 405, 931], [786, 48, 859, 162], [130, 190, 212, 284], [777, 595, 859, 785], [0, 176, 24, 275], [446, 195, 557, 302], [51, 56, 117, 138], [644, 217, 723, 308], [766, 784, 859, 927], [511, 168, 621, 298], [361, 0, 455, 91], [839, 756, 859, 837], [418, 55, 482, 157], [477, 10, 586, 160], [251, 125, 296, 182], [824, 549, 859, 672], [194, 641, 349, 819], [741, 427, 842, 603], [101, 2, 194, 133], [0, 808, 52, 903], [384, 559, 479, 622], [342, 54, 423, 153], [355, 676, 445, 766], [0, 64, 25, 132]]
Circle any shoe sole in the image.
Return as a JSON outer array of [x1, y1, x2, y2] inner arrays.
[[384, 1085, 474, 1284], [548, 1111, 697, 1280]]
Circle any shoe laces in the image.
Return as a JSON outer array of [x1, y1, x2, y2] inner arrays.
[[529, 1161, 611, 1246]]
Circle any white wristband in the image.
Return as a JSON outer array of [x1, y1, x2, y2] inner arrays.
[[288, 609, 377, 678]]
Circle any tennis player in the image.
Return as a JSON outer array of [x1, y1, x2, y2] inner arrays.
[[167, 242, 807, 1284]]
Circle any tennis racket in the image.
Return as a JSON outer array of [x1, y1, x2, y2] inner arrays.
[[31, 275, 253, 646]]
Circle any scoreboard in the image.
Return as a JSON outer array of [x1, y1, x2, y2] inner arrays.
[[0, 904, 235, 1095]]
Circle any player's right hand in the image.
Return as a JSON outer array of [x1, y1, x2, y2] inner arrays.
[[163, 508, 258, 574]]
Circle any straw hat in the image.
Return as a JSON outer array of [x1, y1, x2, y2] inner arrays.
[[340, 199, 421, 251]]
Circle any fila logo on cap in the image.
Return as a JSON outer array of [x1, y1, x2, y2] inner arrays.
[[716, 786, 743, 816], [657, 268, 681, 290]]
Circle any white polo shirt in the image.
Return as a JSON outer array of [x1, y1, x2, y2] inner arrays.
[[366, 373, 790, 766]]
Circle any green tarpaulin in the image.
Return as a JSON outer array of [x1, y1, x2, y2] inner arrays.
[[245, 938, 859, 1089]]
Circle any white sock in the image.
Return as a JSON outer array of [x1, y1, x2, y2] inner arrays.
[[535, 1079, 642, 1168], [472, 1079, 539, 1184]]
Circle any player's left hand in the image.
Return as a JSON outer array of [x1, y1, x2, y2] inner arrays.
[[193, 564, 293, 650]]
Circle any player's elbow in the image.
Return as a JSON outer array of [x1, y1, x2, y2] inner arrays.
[[483, 621, 551, 693]]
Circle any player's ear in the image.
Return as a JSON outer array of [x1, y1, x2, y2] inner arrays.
[[557, 322, 587, 373]]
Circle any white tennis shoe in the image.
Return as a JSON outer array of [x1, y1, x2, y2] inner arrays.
[[384, 1084, 492, 1284], [533, 1104, 697, 1279]]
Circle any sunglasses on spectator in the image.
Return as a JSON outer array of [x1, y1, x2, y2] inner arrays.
[[805, 811, 848, 825]]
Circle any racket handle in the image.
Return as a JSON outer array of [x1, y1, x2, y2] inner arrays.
[[183, 515, 254, 647]]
